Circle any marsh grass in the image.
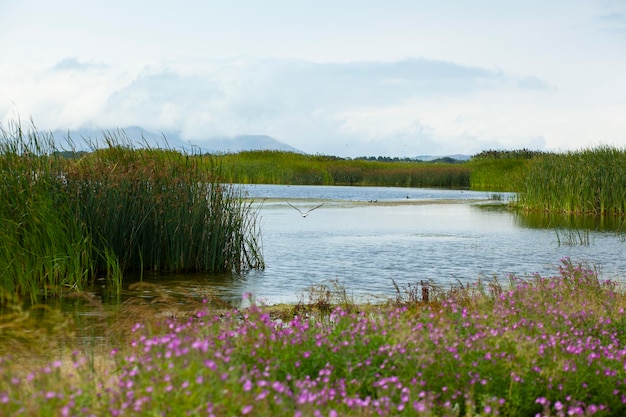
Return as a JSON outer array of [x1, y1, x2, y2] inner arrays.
[[518, 147, 626, 215], [0, 296, 74, 357], [2, 259, 626, 416], [0, 120, 263, 302], [65, 137, 264, 274], [214, 150, 471, 188], [468, 156, 529, 192], [0, 121, 100, 303]]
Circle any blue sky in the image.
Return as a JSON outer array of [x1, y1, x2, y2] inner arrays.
[[1, 0, 625, 156]]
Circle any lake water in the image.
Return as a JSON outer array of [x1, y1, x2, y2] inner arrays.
[[118, 184, 626, 307]]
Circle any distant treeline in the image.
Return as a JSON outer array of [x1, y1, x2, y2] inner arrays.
[[472, 148, 550, 160], [353, 156, 465, 163]]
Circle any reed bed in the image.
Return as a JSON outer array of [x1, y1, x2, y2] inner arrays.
[[2, 258, 626, 416], [214, 151, 471, 188], [0, 121, 263, 303], [468, 155, 531, 192], [64, 142, 263, 273], [517, 147, 626, 215]]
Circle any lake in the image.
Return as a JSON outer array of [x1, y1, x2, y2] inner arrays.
[[117, 184, 626, 307]]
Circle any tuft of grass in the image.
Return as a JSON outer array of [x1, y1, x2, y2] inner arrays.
[[296, 278, 356, 315], [554, 228, 592, 246]]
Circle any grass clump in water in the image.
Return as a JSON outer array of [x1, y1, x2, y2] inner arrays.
[[64, 137, 263, 274], [518, 146, 626, 215], [0, 120, 263, 302]]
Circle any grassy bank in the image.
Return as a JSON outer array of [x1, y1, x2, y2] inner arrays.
[[0, 122, 263, 303], [1, 259, 625, 416], [213, 151, 471, 188]]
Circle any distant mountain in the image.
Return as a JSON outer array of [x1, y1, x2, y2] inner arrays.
[[50, 126, 190, 150], [49, 127, 302, 154], [201, 135, 302, 154]]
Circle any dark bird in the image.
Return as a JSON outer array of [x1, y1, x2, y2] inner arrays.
[[287, 202, 324, 218]]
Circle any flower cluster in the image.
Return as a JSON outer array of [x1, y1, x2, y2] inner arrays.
[[1, 258, 626, 416]]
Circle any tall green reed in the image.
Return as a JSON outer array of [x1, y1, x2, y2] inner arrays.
[[468, 156, 530, 191], [65, 135, 264, 273], [518, 146, 626, 215], [0, 120, 97, 303], [1, 121, 263, 303]]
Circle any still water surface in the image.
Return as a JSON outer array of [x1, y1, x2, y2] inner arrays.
[[118, 185, 626, 307]]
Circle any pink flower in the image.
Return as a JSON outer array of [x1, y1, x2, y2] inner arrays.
[[243, 379, 252, 392], [414, 401, 426, 412]]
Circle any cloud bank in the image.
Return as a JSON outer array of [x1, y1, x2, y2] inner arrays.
[[0, 55, 622, 157]]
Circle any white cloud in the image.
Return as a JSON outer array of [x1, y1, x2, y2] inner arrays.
[[518, 77, 551, 91], [2, 54, 625, 157], [1, 0, 625, 157]]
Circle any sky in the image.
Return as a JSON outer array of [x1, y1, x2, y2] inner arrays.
[[1, 0, 625, 157]]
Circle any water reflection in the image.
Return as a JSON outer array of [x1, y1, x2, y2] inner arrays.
[[512, 210, 626, 232]]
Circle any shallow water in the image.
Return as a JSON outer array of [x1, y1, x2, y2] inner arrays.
[[107, 185, 626, 307]]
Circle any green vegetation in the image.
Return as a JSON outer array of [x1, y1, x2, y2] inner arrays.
[[2, 259, 626, 415], [467, 148, 545, 192], [213, 150, 471, 188], [468, 147, 626, 216], [517, 146, 626, 215], [0, 123, 101, 303], [0, 121, 263, 303], [3, 116, 626, 305]]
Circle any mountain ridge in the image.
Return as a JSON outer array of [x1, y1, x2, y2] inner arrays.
[[50, 126, 302, 154], [48, 126, 470, 160]]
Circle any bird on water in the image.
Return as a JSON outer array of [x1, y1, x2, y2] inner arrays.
[[287, 202, 324, 218]]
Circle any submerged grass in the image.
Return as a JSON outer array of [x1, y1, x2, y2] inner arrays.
[[0, 120, 263, 303], [2, 259, 626, 416]]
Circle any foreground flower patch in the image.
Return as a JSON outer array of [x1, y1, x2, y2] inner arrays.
[[2, 259, 626, 416]]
